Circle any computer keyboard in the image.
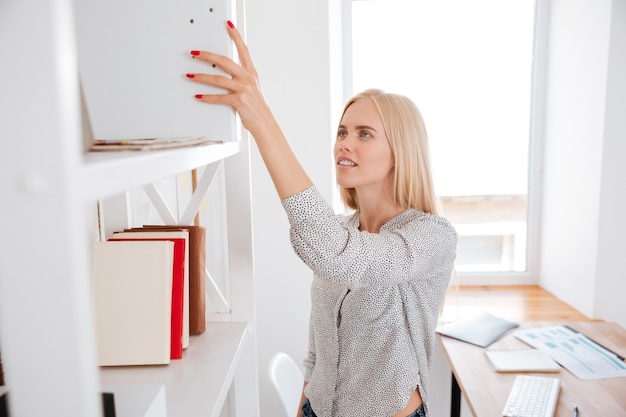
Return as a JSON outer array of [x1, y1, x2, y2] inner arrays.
[[502, 375, 560, 417]]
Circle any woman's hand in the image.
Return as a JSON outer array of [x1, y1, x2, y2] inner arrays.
[[187, 21, 273, 137], [188, 20, 313, 200]]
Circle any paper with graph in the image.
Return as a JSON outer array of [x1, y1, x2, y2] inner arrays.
[[514, 325, 626, 380]]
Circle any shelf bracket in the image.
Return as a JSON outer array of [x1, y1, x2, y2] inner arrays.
[[206, 268, 231, 313], [142, 161, 222, 227], [143, 183, 178, 225], [142, 161, 231, 315], [179, 161, 222, 226]]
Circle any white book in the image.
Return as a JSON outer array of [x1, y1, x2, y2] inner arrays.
[[92, 240, 174, 366], [75, 0, 237, 142]]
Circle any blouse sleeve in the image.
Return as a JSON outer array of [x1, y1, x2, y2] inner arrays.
[[281, 186, 457, 289]]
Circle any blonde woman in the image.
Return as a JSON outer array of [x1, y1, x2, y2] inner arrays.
[[188, 21, 457, 417]]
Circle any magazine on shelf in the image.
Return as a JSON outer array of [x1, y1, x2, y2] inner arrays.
[[90, 136, 220, 151]]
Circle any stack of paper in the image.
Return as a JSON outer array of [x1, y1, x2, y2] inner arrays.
[[90, 136, 219, 151], [514, 325, 626, 380]]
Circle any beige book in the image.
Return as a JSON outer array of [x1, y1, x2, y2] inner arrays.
[[92, 240, 174, 366]]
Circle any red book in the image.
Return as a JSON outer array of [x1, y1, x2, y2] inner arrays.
[[109, 230, 188, 359]]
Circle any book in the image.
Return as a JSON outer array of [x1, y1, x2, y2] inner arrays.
[[101, 392, 116, 417], [485, 349, 561, 372], [0, 350, 4, 386], [91, 241, 173, 366], [101, 384, 166, 417], [138, 225, 206, 334], [75, 0, 236, 142], [110, 230, 189, 357], [436, 312, 519, 347], [0, 387, 8, 417], [89, 137, 220, 151]]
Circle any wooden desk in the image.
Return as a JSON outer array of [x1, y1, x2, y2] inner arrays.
[[438, 286, 626, 417], [440, 285, 589, 323]]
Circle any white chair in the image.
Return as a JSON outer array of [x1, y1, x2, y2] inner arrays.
[[268, 352, 305, 417]]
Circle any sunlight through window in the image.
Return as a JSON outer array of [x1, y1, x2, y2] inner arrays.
[[352, 0, 536, 273]]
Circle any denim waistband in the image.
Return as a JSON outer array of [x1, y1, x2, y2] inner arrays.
[[301, 399, 426, 417], [408, 403, 426, 417]]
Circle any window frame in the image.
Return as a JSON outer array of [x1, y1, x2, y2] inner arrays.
[[343, 0, 549, 285]]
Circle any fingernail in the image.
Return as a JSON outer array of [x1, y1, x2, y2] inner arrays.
[[186, 73, 195, 79], [227, 20, 235, 29], [195, 94, 203, 99], [190, 50, 200, 56]]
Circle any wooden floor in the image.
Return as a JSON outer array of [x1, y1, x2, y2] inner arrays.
[[440, 285, 589, 324]]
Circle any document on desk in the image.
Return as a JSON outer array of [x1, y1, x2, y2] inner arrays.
[[514, 325, 626, 380]]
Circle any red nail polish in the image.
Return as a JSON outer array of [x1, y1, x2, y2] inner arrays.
[[195, 94, 203, 99], [227, 20, 235, 29], [186, 73, 195, 78], [190, 50, 200, 56]]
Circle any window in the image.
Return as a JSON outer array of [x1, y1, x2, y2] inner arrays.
[[349, 0, 542, 282]]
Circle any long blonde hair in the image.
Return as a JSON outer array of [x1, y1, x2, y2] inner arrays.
[[339, 89, 439, 215]]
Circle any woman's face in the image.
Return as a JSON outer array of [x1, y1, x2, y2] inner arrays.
[[334, 98, 395, 191]]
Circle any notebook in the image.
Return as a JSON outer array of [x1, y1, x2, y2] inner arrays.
[[436, 312, 519, 347], [485, 349, 561, 373]]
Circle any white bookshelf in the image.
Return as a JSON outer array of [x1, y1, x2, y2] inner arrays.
[[81, 142, 242, 202], [102, 322, 248, 417], [0, 0, 258, 416]]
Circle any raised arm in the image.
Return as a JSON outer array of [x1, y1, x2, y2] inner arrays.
[[188, 21, 313, 200]]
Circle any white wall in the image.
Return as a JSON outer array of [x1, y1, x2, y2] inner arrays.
[[244, 0, 626, 415], [539, 0, 626, 327], [243, 1, 341, 416], [593, 0, 626, 326], [243, 2, 455, 416], [539, 0, 610, 317]]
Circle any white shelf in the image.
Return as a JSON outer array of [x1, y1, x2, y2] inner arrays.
[[80, 141, 242, 202], [101, 384, 166, 417], [2, 1, 257, 415], [101, 322, 248, 417]]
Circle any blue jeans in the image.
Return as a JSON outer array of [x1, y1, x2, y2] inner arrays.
[[301, 399, 426, 417]]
